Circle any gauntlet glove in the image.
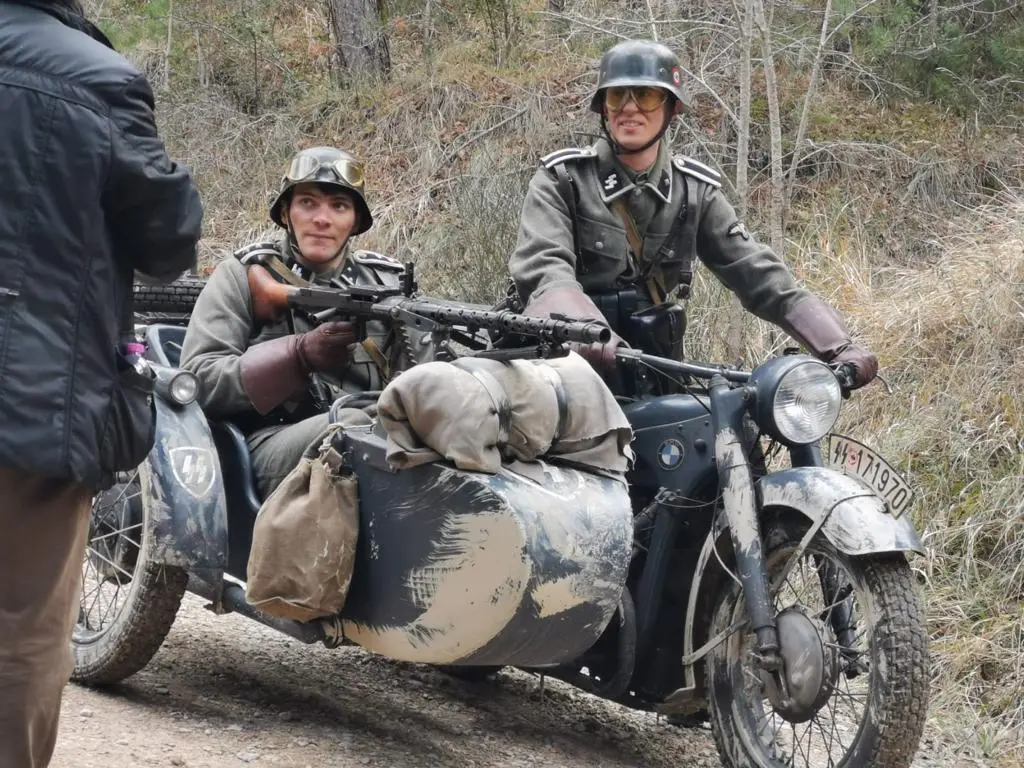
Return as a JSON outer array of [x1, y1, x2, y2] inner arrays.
[[780, 297, 878, 390], [522, 283, 628, 370], [240, 322, 358, 414]]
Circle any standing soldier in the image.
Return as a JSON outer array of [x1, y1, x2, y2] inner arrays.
[[509, 39, 877, 392]]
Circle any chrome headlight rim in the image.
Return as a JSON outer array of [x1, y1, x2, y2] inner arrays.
[[751, 355, 842, 446], [167, 371, 199, 406], [152, 365, 200, 407]]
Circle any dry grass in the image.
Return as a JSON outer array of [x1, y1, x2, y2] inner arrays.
[[808, 194, 1024, 764]]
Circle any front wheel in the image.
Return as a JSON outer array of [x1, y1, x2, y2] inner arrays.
[[706, 515, 928, 768], [72, 468, 187, 685]]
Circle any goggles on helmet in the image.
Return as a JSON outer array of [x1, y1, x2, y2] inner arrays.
[[284, 153, 365, 191], [604, 86, 669, 113]]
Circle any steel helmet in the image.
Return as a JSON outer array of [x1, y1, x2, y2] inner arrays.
[[589, 40, 691, 114], [269, 146, 373, 236]]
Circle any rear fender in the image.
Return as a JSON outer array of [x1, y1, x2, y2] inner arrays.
[[140, 393, 229, 573]]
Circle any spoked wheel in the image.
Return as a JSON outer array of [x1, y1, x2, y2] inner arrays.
[[72, 468, 187, 685], [706, 515, 928, 768]]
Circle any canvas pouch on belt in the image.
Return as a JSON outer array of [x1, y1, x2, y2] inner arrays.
[[246, 423, 358, 622]]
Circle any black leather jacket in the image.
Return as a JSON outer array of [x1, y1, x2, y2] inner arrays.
[[0, 1, 203, 487]]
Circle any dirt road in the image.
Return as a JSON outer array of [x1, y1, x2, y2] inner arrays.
[[52, 594, 956, 768]]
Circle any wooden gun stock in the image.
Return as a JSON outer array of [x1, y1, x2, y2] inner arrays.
[[246, 264, 297, 323]]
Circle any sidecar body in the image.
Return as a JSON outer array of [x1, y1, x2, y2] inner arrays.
[[141, 324, 634, 668]]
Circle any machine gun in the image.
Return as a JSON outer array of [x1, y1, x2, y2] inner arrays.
[[246, 259, 611, 362]]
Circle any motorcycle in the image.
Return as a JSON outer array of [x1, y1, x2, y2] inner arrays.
[[74, 277, 928, 768]]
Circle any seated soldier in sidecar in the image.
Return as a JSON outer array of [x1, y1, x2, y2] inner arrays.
[[179, 146, 430, 499]]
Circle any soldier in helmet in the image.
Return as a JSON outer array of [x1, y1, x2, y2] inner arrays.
[[180, 146, 429, 498], [510, 39, 877, 392]]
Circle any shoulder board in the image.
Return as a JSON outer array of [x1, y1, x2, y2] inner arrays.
[[233, 241, 281, 264], [351, 250, 404, 270], [673, 156, 723, 188], [540, 147, 597, 170]]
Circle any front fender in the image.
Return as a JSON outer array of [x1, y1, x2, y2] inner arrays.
[[140, 394, 229, 572], [673, 464, 923, 703], [757, 466, 923, 556]]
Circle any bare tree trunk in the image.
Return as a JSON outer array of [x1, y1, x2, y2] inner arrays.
[[784, 0, 832, 215], [547, 0, 568, 38], [163, 0, 173, 90], [753, 0, 785, 256], [423, 0, 435, 75], [328, 0, 391, 81], [725, 0, 755, 362], [928, 0, 939, 48]]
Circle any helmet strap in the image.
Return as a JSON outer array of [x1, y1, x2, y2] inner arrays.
[[283, 221, 349, 278]]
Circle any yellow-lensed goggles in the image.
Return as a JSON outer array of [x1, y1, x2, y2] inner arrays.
[[604, 86, 669, 112], [285, 154, 365, 190]]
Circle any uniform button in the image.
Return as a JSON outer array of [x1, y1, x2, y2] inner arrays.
[[595, 241, 604, 250], [666, 249, 675, 258], [633, 188, 643, 198]]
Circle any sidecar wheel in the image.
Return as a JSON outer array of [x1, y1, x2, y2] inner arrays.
[[72, 468, 187, 685], [706, 515, 928, 768]]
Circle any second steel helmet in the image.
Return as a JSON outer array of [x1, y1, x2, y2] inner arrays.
[[269, 146, 374, 236], [589, 40, 690, 114]]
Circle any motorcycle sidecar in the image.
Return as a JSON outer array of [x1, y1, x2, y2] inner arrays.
[[333, 423, 635, 668], [139, 324, 634, 670]]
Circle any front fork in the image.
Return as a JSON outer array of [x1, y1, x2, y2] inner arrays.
[[791, 445, 860, 667], [709, 377, 782, 671]]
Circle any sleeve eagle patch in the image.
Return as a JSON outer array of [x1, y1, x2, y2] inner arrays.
[[673, 156, 723, 189]]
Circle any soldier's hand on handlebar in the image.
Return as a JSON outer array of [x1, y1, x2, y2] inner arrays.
[[833, 343, 878, 392]]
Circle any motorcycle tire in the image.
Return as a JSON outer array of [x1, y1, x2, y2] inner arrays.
[[72, 466, 187, 685], [705, 513, 928, 768], [133, 274, 205, 316]]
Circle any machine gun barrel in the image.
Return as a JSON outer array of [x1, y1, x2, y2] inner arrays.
[[287, 285, 612, 345]]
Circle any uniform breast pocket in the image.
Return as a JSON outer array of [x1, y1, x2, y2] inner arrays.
[[576, 216, 628, 287]]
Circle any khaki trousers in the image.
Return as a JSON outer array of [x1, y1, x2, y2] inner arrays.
[[0, 468, 91, 768]]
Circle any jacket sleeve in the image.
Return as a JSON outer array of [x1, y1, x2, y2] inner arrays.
[[103, 73, 203, 283], [694, 186, 812, 325], [508, 167, 583, 303], [178, 259, 258, 417]]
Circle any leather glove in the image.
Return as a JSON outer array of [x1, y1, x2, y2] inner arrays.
[[780, 296, 878, 390], [522, 283, 628, 370], [239, 321, 358, 415], [295, 321, 359, 377]]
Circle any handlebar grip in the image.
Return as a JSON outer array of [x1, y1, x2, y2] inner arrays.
[[833, 362, 857, 393]]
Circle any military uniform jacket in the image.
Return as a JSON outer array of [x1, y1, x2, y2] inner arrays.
[[179, 237, 427, 435], [508, 137, 812, 326]]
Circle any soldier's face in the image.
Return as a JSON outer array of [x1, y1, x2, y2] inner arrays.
[[604, 89, 676, 151], [283, 183, 357, 269]]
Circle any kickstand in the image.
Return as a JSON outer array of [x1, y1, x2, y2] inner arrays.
[[538, 673, 546, 702]]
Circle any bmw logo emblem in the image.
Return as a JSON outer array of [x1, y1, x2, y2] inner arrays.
[[657, 438, 685, 470]]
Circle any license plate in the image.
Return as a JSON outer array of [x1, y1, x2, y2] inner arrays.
[[822, 434, 915, 518]]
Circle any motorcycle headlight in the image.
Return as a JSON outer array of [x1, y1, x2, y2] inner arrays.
[[153, 366, 200, 407], [751, 356, 842, 445], [168, 371, 199, 405]]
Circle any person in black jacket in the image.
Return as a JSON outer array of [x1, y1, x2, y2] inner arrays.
[[0, 2, 203, 765]]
